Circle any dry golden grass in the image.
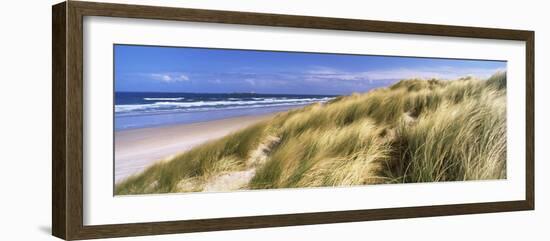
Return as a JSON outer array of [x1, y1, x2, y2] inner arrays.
[[115, 72, 507, 195]]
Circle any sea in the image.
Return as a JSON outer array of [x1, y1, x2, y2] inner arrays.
[[115, 92, 335, 130]]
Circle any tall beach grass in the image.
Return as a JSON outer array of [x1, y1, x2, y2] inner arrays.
[[115, 72, 507, 195]]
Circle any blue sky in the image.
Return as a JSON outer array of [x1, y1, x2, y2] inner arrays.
[[114, 44, 506, 95]]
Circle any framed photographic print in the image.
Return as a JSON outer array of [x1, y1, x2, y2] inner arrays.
[[52, 1, 534, 240]]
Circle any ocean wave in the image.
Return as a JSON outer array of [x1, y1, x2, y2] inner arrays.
[[115, 97, 332, 114], [143, 97, 186, 101]]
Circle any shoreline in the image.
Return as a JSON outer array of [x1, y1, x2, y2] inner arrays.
[[115, 113, 276, 183], [115, 100, 331, 131]]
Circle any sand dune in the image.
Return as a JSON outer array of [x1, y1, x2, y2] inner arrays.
[[115, 73, 507, 195]]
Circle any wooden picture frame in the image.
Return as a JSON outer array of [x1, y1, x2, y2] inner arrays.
[[52, 1, 534, 240]]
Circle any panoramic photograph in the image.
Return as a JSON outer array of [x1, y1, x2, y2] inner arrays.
[[113, 44, 507, 195]]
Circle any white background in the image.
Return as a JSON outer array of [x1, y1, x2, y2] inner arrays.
[[84, 16, 526, 225], [0, 0, 547, 240]]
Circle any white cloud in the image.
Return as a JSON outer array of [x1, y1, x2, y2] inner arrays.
[[177, 74, 190, 81], [304, 66, 504, 82], [150, 73, 190, 83]]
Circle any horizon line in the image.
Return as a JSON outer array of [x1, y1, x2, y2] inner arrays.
[[114, 91, 342, 96]]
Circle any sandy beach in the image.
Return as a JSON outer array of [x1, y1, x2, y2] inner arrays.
[[115, 113, 275, 183]]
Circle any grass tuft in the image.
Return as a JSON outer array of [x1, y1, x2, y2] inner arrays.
[[115, 72, 507, 195]]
